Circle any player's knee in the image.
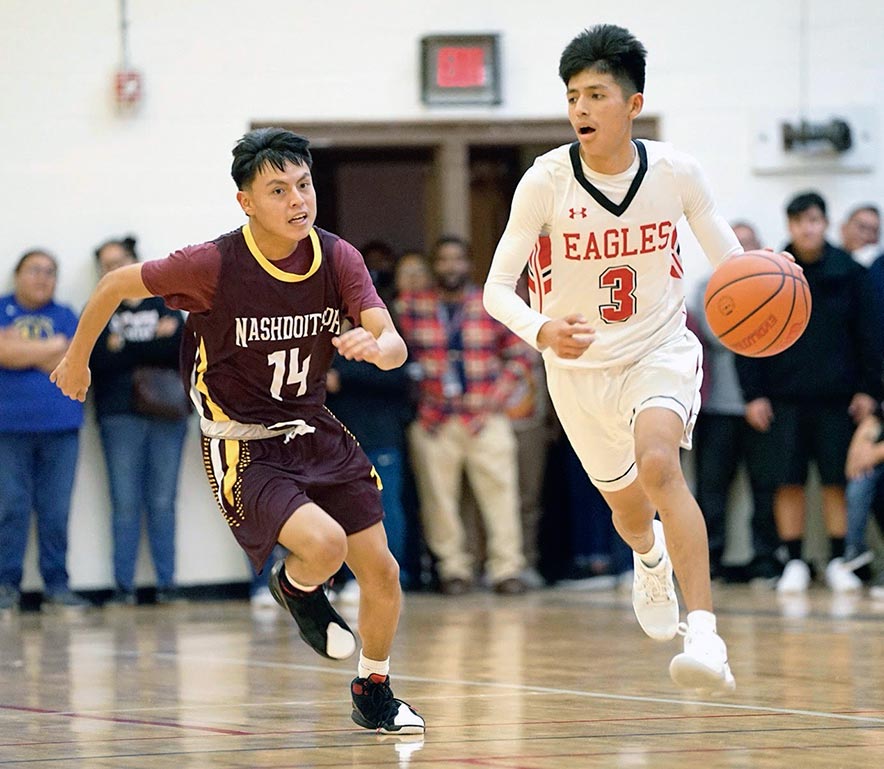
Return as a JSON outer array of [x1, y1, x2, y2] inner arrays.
[[636, 445, 682, 492], [359, 551, 400, 595], [380, 553, 400, 588], [303, 528, 348, 573], [611, 503, 654, 541]]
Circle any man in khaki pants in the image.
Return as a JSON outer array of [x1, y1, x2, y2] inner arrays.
[[397, 236, 532, 595]]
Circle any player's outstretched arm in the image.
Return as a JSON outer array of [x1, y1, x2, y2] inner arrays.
[[51, 263, 152, 401], [332, 306, 407, 371]]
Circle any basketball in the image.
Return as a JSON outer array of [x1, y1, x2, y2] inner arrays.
[[703, 250, 811, 357]]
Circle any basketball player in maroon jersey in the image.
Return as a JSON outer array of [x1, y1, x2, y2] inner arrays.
[[51, 128, 424, 734]]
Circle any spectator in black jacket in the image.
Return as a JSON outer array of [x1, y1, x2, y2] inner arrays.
[[736, 192, 882, 594], [90, 237, 190, 606]]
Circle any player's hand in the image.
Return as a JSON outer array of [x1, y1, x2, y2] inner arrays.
[[744, 397, 773, 432], [537, 314, 595, 359], [332, 327, 381, 364], [760, 247, 800, 268], [776, 250, 800, 269], [49, 356, 91, 402]]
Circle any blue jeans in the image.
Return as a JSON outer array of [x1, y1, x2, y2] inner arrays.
[[367, 447, 411, 585], [0, 430, 80, 593], [99, 414, 187, 591], [845, 465, 884, 554], [327, 447, 412, 589]]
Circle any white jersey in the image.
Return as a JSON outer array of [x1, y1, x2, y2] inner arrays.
[[484, 139, 741, 368]]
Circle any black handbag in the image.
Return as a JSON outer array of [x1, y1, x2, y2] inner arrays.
[[131, 367, 191, 421]]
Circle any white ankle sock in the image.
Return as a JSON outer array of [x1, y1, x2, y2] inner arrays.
[[284, 566, 318, 593], [687, 609, 717, 633], [358, 652, 390, 679], [637, 531, 664, 568]]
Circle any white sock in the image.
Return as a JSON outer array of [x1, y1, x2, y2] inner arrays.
[[687, 609, 717, 634], [358, 652, 390, 679], [284, 565, 318, 593], [636, 530, 664, 568]]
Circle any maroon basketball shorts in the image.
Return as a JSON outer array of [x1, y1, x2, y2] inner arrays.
[[200, 409, 384, 571]]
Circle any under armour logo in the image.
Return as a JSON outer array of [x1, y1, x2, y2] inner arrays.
[[569, 207, 587, 219]]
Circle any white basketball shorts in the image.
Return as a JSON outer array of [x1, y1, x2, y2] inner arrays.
[[545, 330, 702, 493]]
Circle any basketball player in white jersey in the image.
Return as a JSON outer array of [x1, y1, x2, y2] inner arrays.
[[484, 24, 741, 693]]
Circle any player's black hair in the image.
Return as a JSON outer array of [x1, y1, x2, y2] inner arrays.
[[231, 127, 312, 190], [94, 236, 138, 262], [14, 249, 57, 274], [786, 191, 827, 219], [559, 24, 647, 95]]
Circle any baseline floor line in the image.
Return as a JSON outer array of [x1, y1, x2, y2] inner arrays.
[[142, 651, 884, 725]]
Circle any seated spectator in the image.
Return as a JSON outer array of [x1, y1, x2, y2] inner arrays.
[[90, 237, 190, 606], [0, 250, 87, 613]]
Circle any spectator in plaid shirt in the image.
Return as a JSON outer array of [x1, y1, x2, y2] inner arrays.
[[396, 236, 533, 595]]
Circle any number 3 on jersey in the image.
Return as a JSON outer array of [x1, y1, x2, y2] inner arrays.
[[599, 265, 637, 323], [268, 347, 312, 400]]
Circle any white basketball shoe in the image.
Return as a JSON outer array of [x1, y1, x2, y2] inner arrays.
[[670, 617, 736, 694], [632, 519, 679, 641]]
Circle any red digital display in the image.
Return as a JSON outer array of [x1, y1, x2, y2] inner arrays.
[[421, 34, 500, 105], [435, 47, 486, 88]]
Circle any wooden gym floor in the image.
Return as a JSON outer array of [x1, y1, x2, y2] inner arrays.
[[0, 584, 882, 768]]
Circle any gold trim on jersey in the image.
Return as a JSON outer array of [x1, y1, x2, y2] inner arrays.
[[195, 337, 229, 421], [242, 224, 322, 282], [201, 436, 246, 525], [222, 439, 240, 509]]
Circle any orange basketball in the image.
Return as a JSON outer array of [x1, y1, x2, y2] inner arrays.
[[703, 251, 811, 357]]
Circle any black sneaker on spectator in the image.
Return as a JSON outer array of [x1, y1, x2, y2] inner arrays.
[[42, 590, 90, 613], [105, 589, 137, 607], [351, 674, 425, 734], [155, 588, 187, 605], [748, 555, 782, 587]]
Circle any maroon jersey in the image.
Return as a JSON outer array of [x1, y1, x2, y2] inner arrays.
[[142, 225, 384, 429]]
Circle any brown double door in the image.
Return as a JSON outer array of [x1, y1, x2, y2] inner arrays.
[[263, 119, 658, 280], [309, 142, 532, 282]]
